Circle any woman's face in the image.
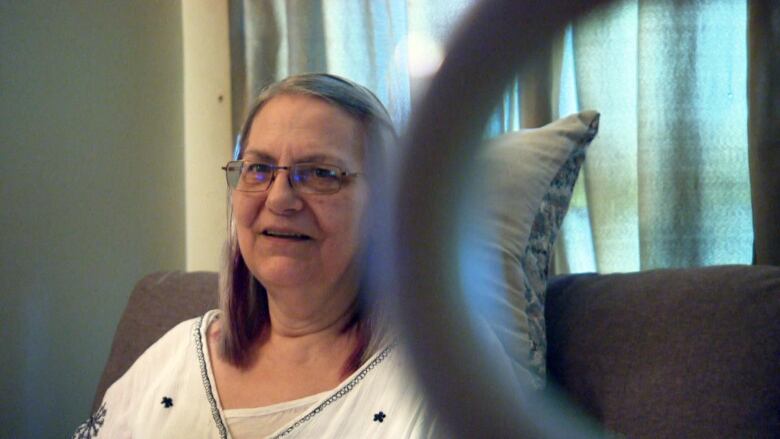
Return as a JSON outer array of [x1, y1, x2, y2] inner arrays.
[[233, 94, 368, 295]]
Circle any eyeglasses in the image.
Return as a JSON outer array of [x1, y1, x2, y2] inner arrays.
[[222, 160, 361, 194]]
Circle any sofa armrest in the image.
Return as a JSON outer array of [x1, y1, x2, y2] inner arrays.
[[92, 271, 218, 411]]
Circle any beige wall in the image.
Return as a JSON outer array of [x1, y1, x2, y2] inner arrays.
[[0, 1, 185, 436]]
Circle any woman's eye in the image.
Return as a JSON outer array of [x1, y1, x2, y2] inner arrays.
[[247, 163, 273, 173], [313, 167, 338, 179]]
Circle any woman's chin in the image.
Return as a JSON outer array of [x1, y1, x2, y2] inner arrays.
[[255, 257, 316, 289]]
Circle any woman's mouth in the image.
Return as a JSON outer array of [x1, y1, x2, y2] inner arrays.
[[261, 230, 312, 241]]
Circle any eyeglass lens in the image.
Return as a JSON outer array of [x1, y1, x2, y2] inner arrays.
[[225, 161, 343, 194]]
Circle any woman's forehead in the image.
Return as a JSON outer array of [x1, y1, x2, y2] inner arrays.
[[242, 149, 352, 168], [245, 94, 365, 163]]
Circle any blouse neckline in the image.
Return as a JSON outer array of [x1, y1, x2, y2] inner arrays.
[[194, 310, 396, 439]]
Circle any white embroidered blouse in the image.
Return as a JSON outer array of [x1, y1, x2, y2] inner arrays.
[[73, 310, 448, 439]]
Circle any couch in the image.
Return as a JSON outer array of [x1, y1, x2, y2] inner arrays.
[[93, 265, 780, 438]]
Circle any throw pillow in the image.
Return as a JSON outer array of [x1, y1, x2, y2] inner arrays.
[[460, 110, 600, 388]]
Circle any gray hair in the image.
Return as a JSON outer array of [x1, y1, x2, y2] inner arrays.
[[235, 73, 396, 160]]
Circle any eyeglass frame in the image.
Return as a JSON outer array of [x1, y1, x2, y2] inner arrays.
[[221, 160, 362, 195]]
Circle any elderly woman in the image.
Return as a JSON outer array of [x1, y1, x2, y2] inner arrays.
[[74, 74, 445, 438]]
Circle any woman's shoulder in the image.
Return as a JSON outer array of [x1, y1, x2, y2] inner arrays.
[[99, 309, 220, 402], [132, 309, 219, 373], [155, 310, 218, 347]]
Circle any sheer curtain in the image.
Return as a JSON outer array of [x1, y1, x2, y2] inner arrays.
[[748, 0, 780, 267], [233, 0, 755, 274], [233, 0, 473, 132], [556, 0, 752, 273]]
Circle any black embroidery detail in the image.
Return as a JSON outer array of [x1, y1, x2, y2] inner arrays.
[[271, 343, 397, 438], [161, 396, 174, 408], [194, 313, 228, 439], [373, 411, 386, 423], [72, 402, 106, 439]]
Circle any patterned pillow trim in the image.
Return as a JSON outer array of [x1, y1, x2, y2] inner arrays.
[[521, 114, 599, 381]]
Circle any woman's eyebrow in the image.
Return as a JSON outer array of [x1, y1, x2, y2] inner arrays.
[[243, 150, 349, 167], [242, 150, 275, 162], [296, 154, 347, 167]]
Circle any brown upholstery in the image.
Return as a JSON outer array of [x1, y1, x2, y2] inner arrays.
[[94, 266, 780, 438], [545, 265, 780, 438]]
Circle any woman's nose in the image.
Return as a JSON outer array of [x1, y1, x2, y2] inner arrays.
[[264, 170, 304, 214]]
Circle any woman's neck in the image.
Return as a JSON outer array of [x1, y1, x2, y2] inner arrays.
[[245, 300, 357, 380], [209, 295, 361, 409], [256, 281, 360, 366], [266, 280, 358, 331]]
